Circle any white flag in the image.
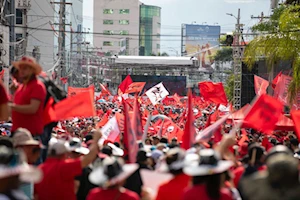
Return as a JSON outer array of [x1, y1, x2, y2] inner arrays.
[[145, 82, 169, 105], [98, 116, 120, 145]]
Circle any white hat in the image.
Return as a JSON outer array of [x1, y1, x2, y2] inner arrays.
[[48, 138, 70, 155], [184, 149, 233, 176], [0, 146, 42, 183], [107, 143, 124, 157], [89, 157, 138, 187], [67, 137, 90, 155], [13, 128, 40, 147]]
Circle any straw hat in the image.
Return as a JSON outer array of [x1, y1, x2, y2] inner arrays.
[[12, 56, 42, 75], [184, 149, 233, 176], [0, 146, 42, 183], [13, 128, 41, 147], [89, 157, 138, 187]]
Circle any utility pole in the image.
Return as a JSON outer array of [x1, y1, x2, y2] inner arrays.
[[251, 12, 270, 22], [51, 1, 72, 89], [232, 8, 243, 110]]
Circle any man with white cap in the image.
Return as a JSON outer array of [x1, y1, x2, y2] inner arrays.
[[34, 130, 102, 200]]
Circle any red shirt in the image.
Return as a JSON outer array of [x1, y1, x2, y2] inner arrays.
[[12, 78, 46, 135], [0, 81, 8, 105], [156, 173, 190, 200], [182, 185, 233, 200], [87, 188, 139, 200], [34, 157, 82, 200]]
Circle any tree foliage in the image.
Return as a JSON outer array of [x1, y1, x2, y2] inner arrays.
[[225, 73, 234, 102], [213, 47, 233, 62], [244, 5, 300, 104]]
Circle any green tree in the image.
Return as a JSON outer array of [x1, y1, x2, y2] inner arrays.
[[150, 52, 169, 56], [225, 73, 235, 102], [213, 47, 233, 62], [244, 5, 300, 104]]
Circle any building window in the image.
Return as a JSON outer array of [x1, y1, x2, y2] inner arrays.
[[16, 33, 23, 41], [119, 9, 130, 14], [157, 44, 160, 49], [119, 30, 129, 35], [103, 9, 113, 14], [157, 22, 161, 27], [157, 34, 160, 38], [103, 20, 114, 25], [119, 20, 129, 25], [103, 41, 114, 46], [103, 30, 114, 35], [16, 9, 23, 25]]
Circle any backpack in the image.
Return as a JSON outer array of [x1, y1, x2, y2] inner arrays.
[[38, 76, 67, 107]]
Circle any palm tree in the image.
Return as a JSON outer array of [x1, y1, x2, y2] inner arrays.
[[244, 5, 300, 104]]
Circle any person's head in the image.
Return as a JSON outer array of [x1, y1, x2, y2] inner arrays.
[[248, 143, 265, 165], [67, 137, 90, 159], [89, 157, 138, 189], [12, 56, 42, 83], [136, 149, 151, 165], [145, 138, 152, 145], [267, 154, 299, 188], [152, 136, 160, 145], [184, 149, 233, 200], [156, 143, 167, 151], [165, 147, 185, 175], [290, 138, 299, 151], [160, 137, 168, 144], [13, 128, 41, 164], [47, 138, 69, 159]]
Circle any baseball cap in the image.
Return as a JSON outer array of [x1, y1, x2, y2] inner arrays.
[[48, 138, 69, 156], [13, 128, 40, 147]]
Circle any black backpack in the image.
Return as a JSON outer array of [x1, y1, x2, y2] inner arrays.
[[38, 76, 67, 107]]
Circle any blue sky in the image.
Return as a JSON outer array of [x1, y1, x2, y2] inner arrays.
[[83, 0, 271, 55]]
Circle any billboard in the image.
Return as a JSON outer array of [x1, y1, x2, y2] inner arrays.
[[182, 24, 221, 71], [122, 75, 187, 96]]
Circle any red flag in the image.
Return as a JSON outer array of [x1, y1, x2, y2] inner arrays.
[[43, 97, 56, 126], [272, 71, 282, 89], [273, 74, 291, 105], [291, 111, 300, 140], [122, 98, 138, 163], [196, 114, 229, 142], [119, 75, 133, 93], [54, 90, 96, 120], [254, 75, 269, 96], [131, 98, 143, 140], [100, 83, 111, 96], [97, 114, 109, 128], [213, 126, 223, 143], [68, 85, 95, 97], [244, 94, 283, 134], [125, 82, 146, 94], [238, 129, 249, 146], [199, 82, 228, 105], [182, 89, 196, 150]]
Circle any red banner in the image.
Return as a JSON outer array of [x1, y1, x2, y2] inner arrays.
[[125, 82, 146, 94], [199, 82, 228, 105], [244, 94, 283, 134], [122, 98, 138, 163], [254, 75, 269, 96], [54, 90, 96, 120], [182, 89, 196, 150], [68, 85, 95, 98]]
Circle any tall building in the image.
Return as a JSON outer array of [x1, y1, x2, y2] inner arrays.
[[139, 4, 161, 56], [13, 0, 83, 71], [93, 0, 140, 56], [93, 0, 161, 56]]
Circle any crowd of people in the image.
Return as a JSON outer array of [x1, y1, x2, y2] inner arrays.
[[1, 56, 300, 200]]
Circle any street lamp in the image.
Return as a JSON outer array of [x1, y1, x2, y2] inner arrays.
[[226, 13, 237, 20], [191, 21, 197, 24]]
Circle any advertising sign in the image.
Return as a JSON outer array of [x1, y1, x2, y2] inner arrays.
[[182, 24, 220, 70]]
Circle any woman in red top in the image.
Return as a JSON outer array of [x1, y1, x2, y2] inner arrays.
[[156, 148, 190, 200], [87, 157, 139, 200], [0, 80, 9, 121], [182, 149, 234, 200]]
